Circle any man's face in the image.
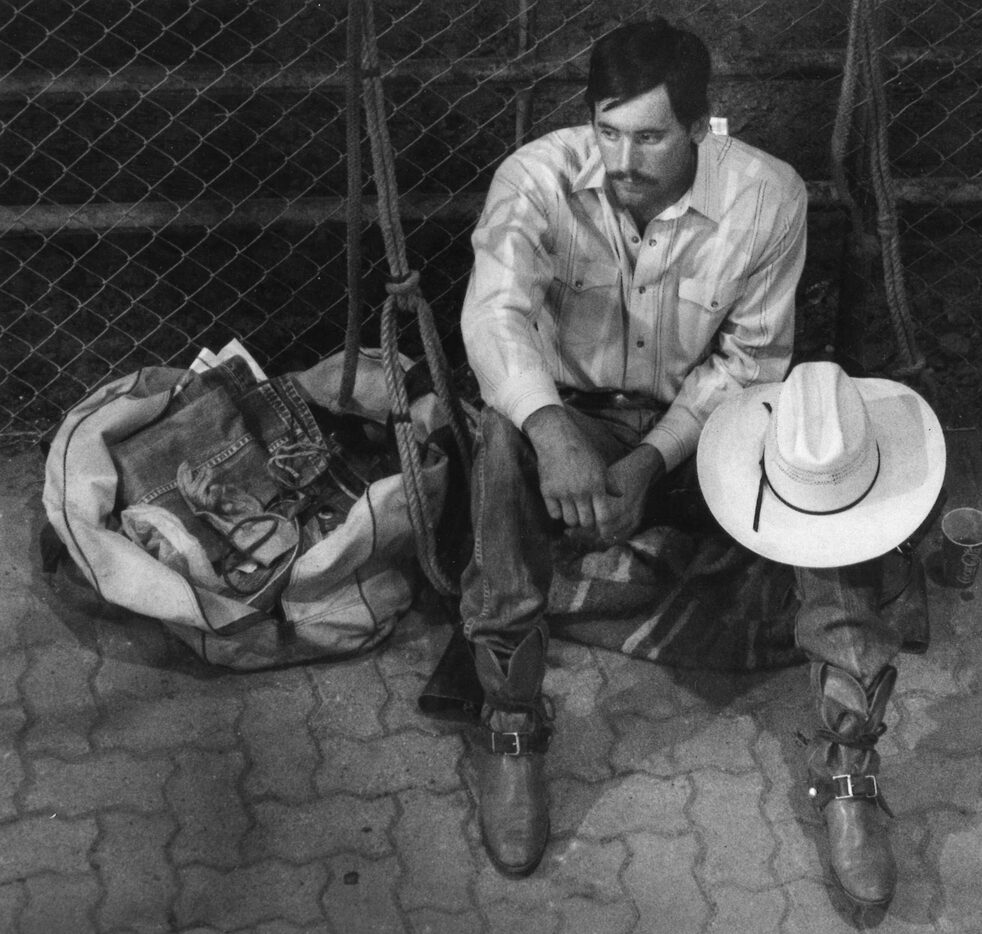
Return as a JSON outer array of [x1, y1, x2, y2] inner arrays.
[[593, 84, 708, 219]]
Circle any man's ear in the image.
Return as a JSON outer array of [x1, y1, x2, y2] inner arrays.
[[690, 114, 710, 144]]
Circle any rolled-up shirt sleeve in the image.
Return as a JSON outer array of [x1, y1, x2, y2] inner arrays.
[[643, 175, 807, 471], [461, 160, 563, 429]]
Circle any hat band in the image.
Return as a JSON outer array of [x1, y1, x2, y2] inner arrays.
[[752, 444, 881, 533]]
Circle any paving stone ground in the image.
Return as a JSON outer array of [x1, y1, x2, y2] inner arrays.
[[1, 432, 980, 934]]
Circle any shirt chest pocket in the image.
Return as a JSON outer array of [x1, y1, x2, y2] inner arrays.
[[675, 277, 745, 358], [554, 261, 621, 348]]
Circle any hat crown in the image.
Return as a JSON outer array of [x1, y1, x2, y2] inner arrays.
[[777, 363, 869, 473], [765, 362, 879, 513]]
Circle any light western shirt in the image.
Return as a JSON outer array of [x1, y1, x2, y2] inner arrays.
[[461, 125, 808, 472]]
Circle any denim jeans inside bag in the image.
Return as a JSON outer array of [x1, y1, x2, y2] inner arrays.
[[110, 356, 330, 575]]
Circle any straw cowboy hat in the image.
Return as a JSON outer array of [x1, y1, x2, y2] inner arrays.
[[696, 361, 946, 568]]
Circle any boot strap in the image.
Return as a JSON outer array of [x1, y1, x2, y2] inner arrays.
[[809, 773, 893, 816], [479, 724, 552, 757]]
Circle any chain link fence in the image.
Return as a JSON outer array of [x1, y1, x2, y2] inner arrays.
[[1, 0, 980, 449]]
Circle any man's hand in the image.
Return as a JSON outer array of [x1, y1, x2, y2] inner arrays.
[[597, 444, 666, 543], [523, 406, 612, 529]]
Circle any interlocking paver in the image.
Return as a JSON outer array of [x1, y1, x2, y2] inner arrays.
[[308, 658, 389, 739], [547, 706, 617, 782], [907, 693, 982, 755], [674, 713, 760, 772], [768, 816, 821, 885], [575, 772, 690, 837], [24, 752, 171, 815], [480, 901, 561, 934], [690, 770, 776, 889], [888, 823, 944, 932], [622, 831, 709, 932], [0, 814, 98, 881], [2, 437, 982, 933], [541, 836, 629, 900], [889, 752, 982, 814], [0, 885, 23, 934], [545, 660, 605, 717], [608, 712, 679, 776], [92, 694, 243, 752], [177, 861, 328, 930], [21, 643, 98, 756], [755, 730, 802, 824], [95, 811, 177, 932], [554, 897, 637, 934], [780, 879, 864, 934], [595, 651, 681, 721], [241, 683, 320, 802], [20, 873, 99, 934], [707, 885, 786, 934], [394, 788, 474, 912], [322, 854, 403, 934], [167, 749, 250, 868], [473, 856, 557, 907], [314, 731, 464, 796], [246, 795, 396, 862], [0, 706, 26, 820], [10, 587, 84, 651], [0, 650, 28, 705], [931, 814, 982, 933], [404, 907, 486, 934]]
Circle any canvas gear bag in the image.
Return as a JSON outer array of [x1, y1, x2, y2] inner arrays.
[[42, 348, 461, 670]]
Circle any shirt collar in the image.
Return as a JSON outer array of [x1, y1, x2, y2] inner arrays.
[[571, 128, 722, 225], [688, 134, 721, 224], [572, 135, 606, 194]]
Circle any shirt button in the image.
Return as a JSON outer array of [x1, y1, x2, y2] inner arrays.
[[711, 300, 719, 308], [638, 286, 646, 294], [631, 235, 640, 244], [574, 280, 583, 289], [636, 339, 645, 348], [648, 238, 657, 246]]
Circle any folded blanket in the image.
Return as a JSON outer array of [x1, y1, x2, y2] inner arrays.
[[548, 528, 928, 671]]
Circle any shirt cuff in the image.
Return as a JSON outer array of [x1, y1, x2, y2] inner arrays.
[[498, 382, 564, 433], [642, 406, 703, 473]]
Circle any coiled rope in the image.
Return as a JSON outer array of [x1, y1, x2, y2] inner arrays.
[[831, 0, 925, 378], [344, 0, 472, 596]]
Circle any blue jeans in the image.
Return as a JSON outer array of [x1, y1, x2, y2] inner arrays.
[[459, 405, 900, 685], [111, 356, 330, 564]]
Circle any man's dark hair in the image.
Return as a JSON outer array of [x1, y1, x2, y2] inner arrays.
[[585, 19, 711, 128]]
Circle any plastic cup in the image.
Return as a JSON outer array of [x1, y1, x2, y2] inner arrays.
[[940, 507, 982, 588]]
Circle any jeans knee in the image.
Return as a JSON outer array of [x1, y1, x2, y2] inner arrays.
[[477, 407, 533, 476]]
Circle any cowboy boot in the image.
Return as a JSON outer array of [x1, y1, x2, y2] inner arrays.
[[473, 623, 553, 876], [806, 662, 898, 907]]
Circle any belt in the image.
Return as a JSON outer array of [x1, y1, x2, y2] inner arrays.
[[559, 388, 661, 411]]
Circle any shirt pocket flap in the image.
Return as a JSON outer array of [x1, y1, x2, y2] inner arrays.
[[678, 277, 743, 311], [563, 260, 619, 292]]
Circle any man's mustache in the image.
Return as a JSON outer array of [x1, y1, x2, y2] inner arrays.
[[608, 171, 659, 185]]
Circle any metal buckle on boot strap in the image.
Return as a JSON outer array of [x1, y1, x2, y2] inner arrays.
[[486, 728, 551, 756], [832, 773, 878, 800]]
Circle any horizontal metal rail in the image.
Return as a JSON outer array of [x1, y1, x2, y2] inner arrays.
[[0, 46, 977, 100], [1, 179, 980, 236]]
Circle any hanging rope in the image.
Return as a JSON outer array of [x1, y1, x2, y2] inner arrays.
[[345, 0, 473, 597], [831, 0, 925, 378]]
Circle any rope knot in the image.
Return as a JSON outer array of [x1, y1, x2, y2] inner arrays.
[[385, 270, 421, 297]]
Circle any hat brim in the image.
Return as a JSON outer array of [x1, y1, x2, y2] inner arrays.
[[696, 378, 946, 567]]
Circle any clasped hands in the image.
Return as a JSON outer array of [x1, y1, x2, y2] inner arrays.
[[523, 405, 665, 544]]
